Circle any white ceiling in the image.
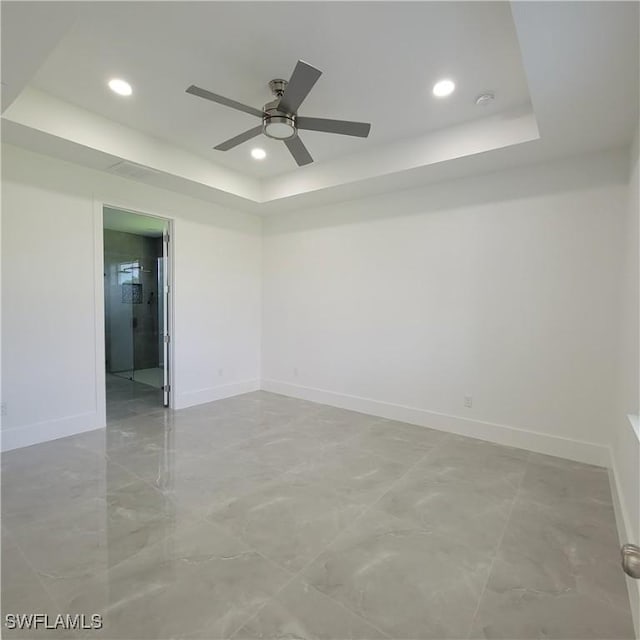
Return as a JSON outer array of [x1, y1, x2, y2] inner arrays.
[[1, 1, 638, 213], [27, 2, 531, 179]]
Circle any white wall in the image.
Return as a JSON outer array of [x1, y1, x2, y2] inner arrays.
[[1, 143, 262, 450], [1, 142, 634, 470], [610, 127, 640, 633], [262, 150, 629, 465]]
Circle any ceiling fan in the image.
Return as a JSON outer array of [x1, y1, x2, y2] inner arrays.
[[186, 60, 371, 166]]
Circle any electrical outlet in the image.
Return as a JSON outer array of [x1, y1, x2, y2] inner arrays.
[[0, 403, 6, 417], [294, 367, 299, 377], [218, 368, 224, 377], [464, 395, 473, 408]]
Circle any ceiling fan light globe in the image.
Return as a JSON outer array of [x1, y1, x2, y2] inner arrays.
[[264, 117, 296, 140]]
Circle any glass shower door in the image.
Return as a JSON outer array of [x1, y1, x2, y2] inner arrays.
[[124, 229, 169, 405], [106, 259, 138, 380]]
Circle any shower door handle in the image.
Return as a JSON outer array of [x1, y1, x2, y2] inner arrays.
[[621, 544, 640, 579]]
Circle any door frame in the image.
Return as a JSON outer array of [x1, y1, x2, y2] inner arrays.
[[94, 200, 175, 426]]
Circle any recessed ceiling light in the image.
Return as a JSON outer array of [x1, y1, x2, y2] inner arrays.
[[251, 148, 266, 160], [108, 78, 132, 96], [432, 79, 455, 98]]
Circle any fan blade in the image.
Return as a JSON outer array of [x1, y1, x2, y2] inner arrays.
[[186, 85, 264, 118], [284, 135, 313, 166], [297, 116, 371, 138], [214, 125, 263, 151], [277, 60, 322, 114]]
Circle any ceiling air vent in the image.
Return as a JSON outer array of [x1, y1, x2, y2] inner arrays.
[[106, 160, 161, 180]]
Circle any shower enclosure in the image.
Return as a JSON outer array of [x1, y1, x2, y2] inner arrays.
[[103, 209, 170, 406]]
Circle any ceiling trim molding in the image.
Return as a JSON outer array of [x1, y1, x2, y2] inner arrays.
[[2, 87, 539, 208]]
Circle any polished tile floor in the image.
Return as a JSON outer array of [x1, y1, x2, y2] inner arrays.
[[1, 391, 634, 639], [111, 368, 164, 390], [104, 374, 164, 423]]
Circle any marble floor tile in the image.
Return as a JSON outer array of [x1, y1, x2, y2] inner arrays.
[[375, 472, 515, 554], [105, 413, 174, 451], [469, 588, 635, 639], [105, 376, 166, 425], [5, 464, 198, 606], [1, 435, 104, 480], [2, 391, 634, 640], [243, 391, 323, 416], [310, 406, 389, 432], [208, 475, 365, 571], [6, 496, 107, 605], [1, 458, 136, 531], [228, 430, 344, 474], [157, 448, 287, 516], [350, 421, 446, 464], [374, 437, 528, 551], [414, 434, 528, 492], [64, 520, 291, 640], [301, 509, 494, 639], [287, 444, 407, 506], [520, 456, 614, 508], [233, 578, 388, 640], [527, 451, 604, 469], [105, 403, 141, 424], [174, 415, 292, 455], [179, 403, 282, 428], [277, 414, 375, 448], [469, 498, 634, 638], [104, 418, 179, 486], [1, 533, 80, 638], [178, 391, 317, 429], [101, 477, 185, 568], [436, 433, 531, 466]]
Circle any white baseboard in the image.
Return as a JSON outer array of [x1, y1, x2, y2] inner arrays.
[[174, 378, 261, 410], [1, 378, 609, 470], [608, 449, 640, 639], [1, 412, 101, 452], [1, 379, 261, 451], [261, 379, 609, 467]]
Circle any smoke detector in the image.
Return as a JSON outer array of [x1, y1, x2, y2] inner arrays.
[[475, 92, 495, 106]]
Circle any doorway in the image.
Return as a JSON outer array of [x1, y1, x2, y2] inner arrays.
[[103, 206, 171, 421]]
